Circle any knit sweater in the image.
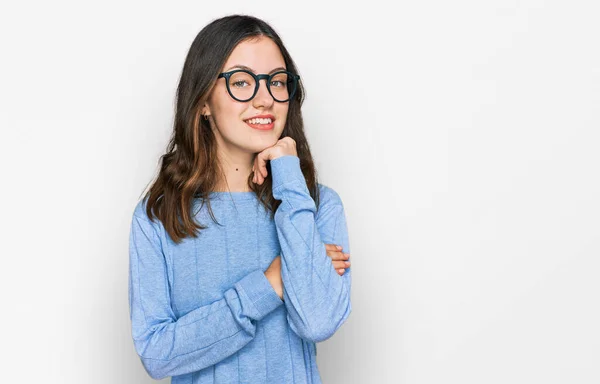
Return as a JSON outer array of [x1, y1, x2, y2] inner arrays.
[[128, 155, 352, 383]]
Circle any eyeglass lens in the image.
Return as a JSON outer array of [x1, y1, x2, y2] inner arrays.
[[227, 71, 295, 102]]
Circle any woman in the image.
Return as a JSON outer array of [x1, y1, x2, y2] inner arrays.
[[128, 14, 352, 383]]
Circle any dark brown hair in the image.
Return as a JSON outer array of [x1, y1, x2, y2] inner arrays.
[[140, 14, 321, 244]]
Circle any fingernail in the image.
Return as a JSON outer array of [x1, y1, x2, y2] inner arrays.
[[336, 245, 342, 250], [345, 261, 350, 266], [338, 268, 344, 273]]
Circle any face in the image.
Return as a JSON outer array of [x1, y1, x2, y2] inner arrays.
[[203, 36, 289, 157]]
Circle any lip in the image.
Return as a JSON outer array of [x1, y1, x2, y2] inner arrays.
[[244, 114, 275, 130], [244, 114, 275, 122]]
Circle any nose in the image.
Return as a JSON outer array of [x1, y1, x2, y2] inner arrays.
[[252, 79, 274, 109]]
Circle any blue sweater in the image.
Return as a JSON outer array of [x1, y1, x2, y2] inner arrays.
[[128, 155, 352, 383]]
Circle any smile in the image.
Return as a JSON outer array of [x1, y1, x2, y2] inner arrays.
[[244, 116, 275, 130]]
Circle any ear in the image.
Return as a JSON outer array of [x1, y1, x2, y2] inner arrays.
[[201, 103, 211, 117]]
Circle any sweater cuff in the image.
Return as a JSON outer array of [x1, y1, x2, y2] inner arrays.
[[270, 155, 304, 191], [235, 269, 283, 321]]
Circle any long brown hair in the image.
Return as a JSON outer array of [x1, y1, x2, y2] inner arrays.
[[140, 15, 321, 244]]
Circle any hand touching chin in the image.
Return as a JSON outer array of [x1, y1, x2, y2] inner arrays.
[[252, 137, 298, 185]]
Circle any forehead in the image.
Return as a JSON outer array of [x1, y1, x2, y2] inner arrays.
[[223, 36, 286, 73]]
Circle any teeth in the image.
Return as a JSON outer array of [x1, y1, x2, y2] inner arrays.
[[247, 118, 272, 125]]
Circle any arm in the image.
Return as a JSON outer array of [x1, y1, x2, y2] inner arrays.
[[270, 155, 352, 342], [128, 213, 283, 379]]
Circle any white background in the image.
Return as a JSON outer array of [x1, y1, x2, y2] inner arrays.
[[1, 0, 598, 383]]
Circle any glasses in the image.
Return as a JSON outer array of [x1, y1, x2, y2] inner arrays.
[[217, 69, 300, 102]]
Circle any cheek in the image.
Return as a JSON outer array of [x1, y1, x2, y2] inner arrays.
[[276, 106, 289, 129], [212, 93, 246, 124]]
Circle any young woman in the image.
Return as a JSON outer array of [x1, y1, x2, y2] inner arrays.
[[128, 14, 352, 383]]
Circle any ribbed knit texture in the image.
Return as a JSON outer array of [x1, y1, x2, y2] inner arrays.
[[128, 155, 352, 383]]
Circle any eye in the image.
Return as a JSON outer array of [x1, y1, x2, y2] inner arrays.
[[232, 80, 250, 88], [270, 80, 285, 88]]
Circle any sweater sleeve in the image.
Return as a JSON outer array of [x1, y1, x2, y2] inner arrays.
[[270, 155, 352, 343], [128, 212, 283, 380]]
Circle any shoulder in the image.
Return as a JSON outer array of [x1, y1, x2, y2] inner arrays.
[[130, 197, 172, 244], [132, 197, 150, 221], [315, 183, 347, 227], [131, 197, 163, 231], [316, 182, 344, 210]]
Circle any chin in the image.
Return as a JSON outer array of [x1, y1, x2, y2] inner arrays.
[[256, 140, 278, 152]]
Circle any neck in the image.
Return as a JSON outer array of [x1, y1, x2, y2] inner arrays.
[[214, 149, 255, 192]]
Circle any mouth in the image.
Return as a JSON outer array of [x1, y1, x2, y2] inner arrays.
[[244, 115, 275, 130]]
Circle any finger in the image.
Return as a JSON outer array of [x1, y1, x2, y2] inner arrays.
[[327, 251, 346, 261], [256, 151, 270, 179], [324, 244, 342, 251], [333, 261, 350, 270], [280, 136, 297, 153], [325, 244, 348, 261], [333, 265, 345, 275], [255, 165, 264, 184], [253, 158, 263, 184], [325, 244, 346, 256]]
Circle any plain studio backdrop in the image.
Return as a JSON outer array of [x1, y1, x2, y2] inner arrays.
[[0, 0, 598, 383]]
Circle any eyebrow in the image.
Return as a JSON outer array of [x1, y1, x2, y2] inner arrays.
[[223, 65, 287, 74]]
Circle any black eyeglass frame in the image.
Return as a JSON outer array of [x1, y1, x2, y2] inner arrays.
[[217, 69, 301, 102]]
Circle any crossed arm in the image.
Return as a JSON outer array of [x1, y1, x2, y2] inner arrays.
[[129, 156, 352, 379], [264, 244, 351, 300]]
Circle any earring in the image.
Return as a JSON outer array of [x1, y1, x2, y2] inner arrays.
[[203, 114, 209, 121]]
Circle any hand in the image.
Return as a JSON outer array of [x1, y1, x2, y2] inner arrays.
[[252, 137, 298, 185], [324, 244, 351, 276], [264, 256, 284, 300]]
